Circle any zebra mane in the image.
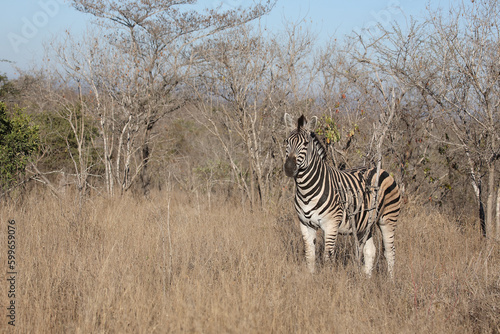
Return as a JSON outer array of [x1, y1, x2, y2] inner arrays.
[[297, 115, 307, 130], [309, 131, 328, 162]]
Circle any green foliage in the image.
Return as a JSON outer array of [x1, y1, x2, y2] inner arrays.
[[315, 115, 341, 144], [0, 102, 39, 190], [0, 74, 19, 99], [194, 159, 231, 183], [167, 119, 200, 156], [346, 123, 359, 138], [33, 106, 101, 173]]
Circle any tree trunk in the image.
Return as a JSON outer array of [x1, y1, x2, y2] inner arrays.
[[140, 122, 153, 196], [466, 151, 486, 237], [250, 106, 264, 206], [479, 199, 486, 238], [496, 184, 500, 240], [473, 180, 486, 238], [100, 115, 113, 196], [243, 111, 255, 209], [473, 181, 487, 238], [485, 162, 495, 239]]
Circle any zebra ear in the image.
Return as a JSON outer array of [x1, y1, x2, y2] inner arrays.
[[284, 113, 294, 131], [308, 116, 318, 131]]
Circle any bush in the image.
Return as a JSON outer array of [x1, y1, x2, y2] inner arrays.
[[0, 101, 39, 190]]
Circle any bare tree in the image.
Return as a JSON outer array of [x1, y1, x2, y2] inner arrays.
[[316, 38, 373, 168], [70, 0, 276, 196], [192, 25, 279, 207], [45, 30, 142, 196], [24, 63, 99, 201], [192, 22, 316, 208], [369, 1, 500, 238]]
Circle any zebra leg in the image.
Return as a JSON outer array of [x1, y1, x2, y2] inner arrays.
[[300, 223, 316, 273], [322, 222, 339, 264], [362, 236, 376, 276], [379, 221, 396, 279]]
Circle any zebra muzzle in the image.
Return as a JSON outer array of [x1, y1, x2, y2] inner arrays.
[[284, 156, 297, 177]]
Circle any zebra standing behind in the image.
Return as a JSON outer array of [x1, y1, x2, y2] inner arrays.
[[283, 113, 401, 277]]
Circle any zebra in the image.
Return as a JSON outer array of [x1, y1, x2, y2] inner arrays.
[[283, 113, 401, 277]]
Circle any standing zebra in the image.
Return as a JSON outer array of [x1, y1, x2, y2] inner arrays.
[[283, 113, 401, 277]]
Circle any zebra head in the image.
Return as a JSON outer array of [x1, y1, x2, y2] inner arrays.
[[283, 113, 318, 178]]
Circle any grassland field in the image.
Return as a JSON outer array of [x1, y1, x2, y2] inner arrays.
[[1, 189, 499, 333]]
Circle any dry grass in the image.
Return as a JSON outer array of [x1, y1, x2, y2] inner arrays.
[[1, 189, 499, 333]]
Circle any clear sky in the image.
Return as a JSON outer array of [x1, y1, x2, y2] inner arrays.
[[0, 0, 450, 78]]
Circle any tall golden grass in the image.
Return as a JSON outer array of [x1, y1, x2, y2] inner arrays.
[[1, 189, 499, 333]]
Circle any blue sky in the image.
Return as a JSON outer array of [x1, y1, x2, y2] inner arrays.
[[0, 0, 450, 78]]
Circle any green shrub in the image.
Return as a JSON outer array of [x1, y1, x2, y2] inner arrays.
[[0, 102, 39, 190]]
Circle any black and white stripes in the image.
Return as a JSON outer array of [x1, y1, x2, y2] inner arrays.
[[284, 113, 401, 277]]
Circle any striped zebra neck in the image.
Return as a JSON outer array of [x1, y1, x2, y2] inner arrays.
[[295, 132, 332, 183]]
